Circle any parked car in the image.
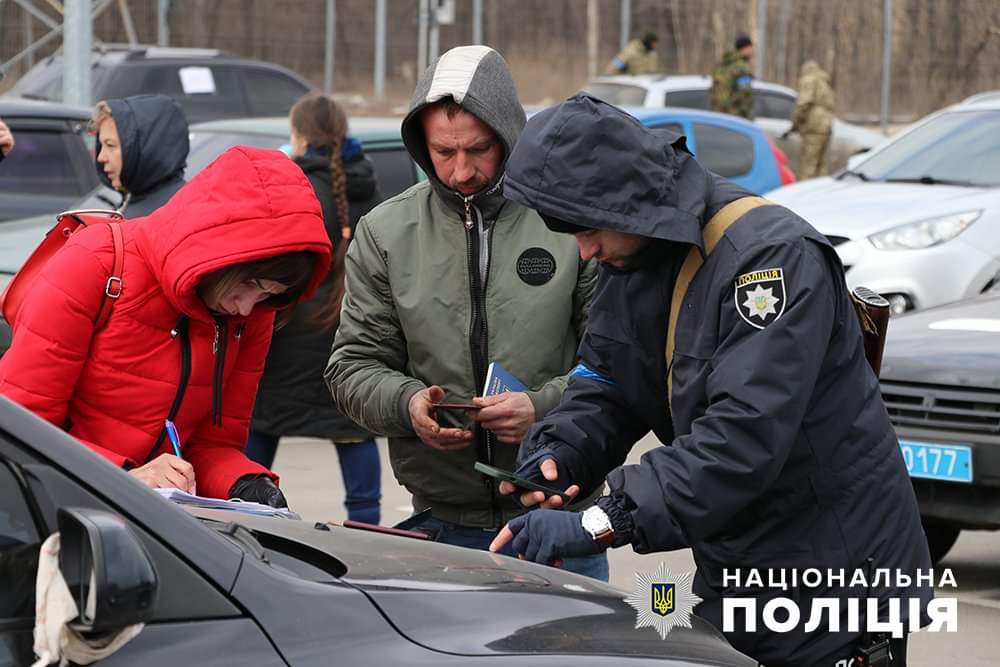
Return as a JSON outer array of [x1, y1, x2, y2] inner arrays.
[[185, 116, 423, 198], [0, 396, 756, 666], [8, 46, 313, 124], [584, 75, 885, 175], [626, 106, 794, 194], [0, 98, 99, 221], [0, 116, 420, 355], [767, 98, 1000, 315], [962, 89, 1000, 105], [878, 288, 1000, 563]]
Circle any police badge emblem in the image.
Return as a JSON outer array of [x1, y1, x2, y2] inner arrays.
[[735, 267, 786, 329], [625, 563, 701, 639]]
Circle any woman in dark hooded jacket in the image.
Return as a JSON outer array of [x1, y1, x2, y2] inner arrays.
[[248, 93, 384, 524], [92, 94, 189, 218]]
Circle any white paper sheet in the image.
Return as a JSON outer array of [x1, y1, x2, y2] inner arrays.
[[155, 487, 298, 518], [178, 66, 216, 94]]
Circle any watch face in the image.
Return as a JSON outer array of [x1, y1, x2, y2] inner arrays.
[[582, 507, 612, 535]]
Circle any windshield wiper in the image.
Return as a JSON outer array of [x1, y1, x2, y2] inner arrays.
[[209, 520, 269, 562], [837, 169, 870, 182], [882, 176, 978, 186]]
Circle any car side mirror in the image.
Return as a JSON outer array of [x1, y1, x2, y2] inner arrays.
[[57, 507, 158, 633]]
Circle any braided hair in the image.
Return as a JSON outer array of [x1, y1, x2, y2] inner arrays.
[[289, 93, 351, 330]]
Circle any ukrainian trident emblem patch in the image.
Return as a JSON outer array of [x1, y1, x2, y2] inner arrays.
[[651, 582, 675, 616]]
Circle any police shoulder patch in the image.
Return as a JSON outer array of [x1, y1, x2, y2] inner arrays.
[[734, 267, 786, 329]]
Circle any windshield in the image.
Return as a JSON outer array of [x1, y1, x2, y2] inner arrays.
[[186, 131, 286, 178], [854, 109, 1000, 186]]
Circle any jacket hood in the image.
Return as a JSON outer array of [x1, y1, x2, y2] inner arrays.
[[98, 94, 190, 197], [503, 94, 710, 247], [401, 45, 526, 218], [130, 146, 333, 321], [800, 60, 828, 81]]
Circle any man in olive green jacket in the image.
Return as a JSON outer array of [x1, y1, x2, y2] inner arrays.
[[325, 46, 604, 579]]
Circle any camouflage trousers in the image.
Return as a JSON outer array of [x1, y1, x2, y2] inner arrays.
[[799, 131, 832, 180]]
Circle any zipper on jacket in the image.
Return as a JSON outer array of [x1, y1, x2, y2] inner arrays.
[[144, 316, 192, 462], [463, 197, 502, 527], [464, 198, 491, 455], [463, 197, 474, 230], [212, 316, 229, 426]]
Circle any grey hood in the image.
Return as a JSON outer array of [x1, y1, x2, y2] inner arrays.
[[401, 45, 526, 219], [504, 94, 715, 249]]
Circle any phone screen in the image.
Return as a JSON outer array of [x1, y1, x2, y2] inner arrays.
[[473, 461, 572, 503]]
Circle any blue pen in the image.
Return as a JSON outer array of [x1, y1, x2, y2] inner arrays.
[[164, 419, 183, 459]]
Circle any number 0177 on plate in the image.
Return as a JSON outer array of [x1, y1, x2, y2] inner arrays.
[[898, 440, 973, 483]]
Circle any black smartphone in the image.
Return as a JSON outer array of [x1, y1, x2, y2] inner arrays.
[[474, 461, 572, 503], [434, 402, 482, 410]]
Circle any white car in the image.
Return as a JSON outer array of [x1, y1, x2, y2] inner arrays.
[[767, 98, 1000, 314], [584, 74, 885, 174]]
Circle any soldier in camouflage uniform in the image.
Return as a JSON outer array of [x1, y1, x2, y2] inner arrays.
[[605, 32, 658, 75], [710, 34, 754, 119], [787, 60, 835, 179]]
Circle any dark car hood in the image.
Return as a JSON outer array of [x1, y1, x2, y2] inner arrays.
[[189, 508, 753, 664], [881, 291, 1000, 389]]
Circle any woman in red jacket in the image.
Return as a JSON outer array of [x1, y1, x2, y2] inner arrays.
[[0, 146, 332, 506]]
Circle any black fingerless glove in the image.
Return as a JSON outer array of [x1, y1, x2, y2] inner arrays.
[[515, 443, 595, 499], [229, 474, 288, 508]]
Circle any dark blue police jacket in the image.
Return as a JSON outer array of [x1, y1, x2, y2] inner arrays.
[[504, 94, 933, 666]]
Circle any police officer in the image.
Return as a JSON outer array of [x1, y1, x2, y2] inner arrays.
[[710, 34, 755, 118], [489, 94, 932, 667]]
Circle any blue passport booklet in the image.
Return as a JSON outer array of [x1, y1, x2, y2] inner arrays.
[[483, 361, 527, 396]]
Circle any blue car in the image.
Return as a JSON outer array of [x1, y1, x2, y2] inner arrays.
[[626, 106, 795, 194]]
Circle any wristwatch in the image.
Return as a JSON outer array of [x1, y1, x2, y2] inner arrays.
[[581, 505, 615, 547]]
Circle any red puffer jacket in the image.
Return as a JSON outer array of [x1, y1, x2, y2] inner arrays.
[[0, 146, 332, 498]]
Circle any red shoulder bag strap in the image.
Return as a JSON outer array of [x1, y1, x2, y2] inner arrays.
[[93, 222, 124, 330]]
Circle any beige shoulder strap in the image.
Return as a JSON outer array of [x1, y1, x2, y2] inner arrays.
[[666, 196, 772, 405]]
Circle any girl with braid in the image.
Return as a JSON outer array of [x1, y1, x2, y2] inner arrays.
[[248, 93, 384, 524]]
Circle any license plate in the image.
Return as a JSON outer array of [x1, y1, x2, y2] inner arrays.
[[899, 440, 973, 483]]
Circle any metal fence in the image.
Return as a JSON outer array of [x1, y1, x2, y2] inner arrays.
[[3, 0, 1000, 121]]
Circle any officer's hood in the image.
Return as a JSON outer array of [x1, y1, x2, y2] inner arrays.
[[401, 45, 526, 219], [503, 94, 711, 248], [97, 94, 189, 197], [800, 60, 829, 82]]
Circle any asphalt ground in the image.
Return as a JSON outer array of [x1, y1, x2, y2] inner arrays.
[[273, 431, 1000, 664]]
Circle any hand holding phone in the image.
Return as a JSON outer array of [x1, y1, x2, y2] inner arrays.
[[474, 461, 572, 503], [409, 386, 473, 451]]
